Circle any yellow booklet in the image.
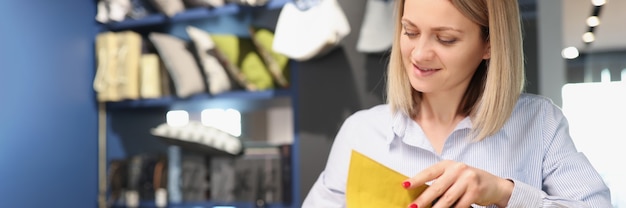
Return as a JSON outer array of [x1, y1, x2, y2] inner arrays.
[[347, 150, 430, 208]]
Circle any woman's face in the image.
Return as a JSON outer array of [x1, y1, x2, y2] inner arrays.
[[400, 0, 490, 96]]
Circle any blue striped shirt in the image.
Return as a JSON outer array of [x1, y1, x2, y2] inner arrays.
[[302, 93, 611, 207]]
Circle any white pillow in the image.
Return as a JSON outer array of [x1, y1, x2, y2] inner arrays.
[[272, 0, 350, 61], [149, 0, 185, 17], [186, 26, 233, 95]]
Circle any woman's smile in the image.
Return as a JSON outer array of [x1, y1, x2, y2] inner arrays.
[[413, 64, 441, 77]]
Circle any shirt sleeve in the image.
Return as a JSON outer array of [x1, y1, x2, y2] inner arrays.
[[301, 114, 362, 207], [506, 101, 612, 208]]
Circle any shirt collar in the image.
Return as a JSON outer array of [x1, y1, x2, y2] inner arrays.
[[389, 111, 474, 144], [455, 116, 473, 130], [388, 110, 407, 144]]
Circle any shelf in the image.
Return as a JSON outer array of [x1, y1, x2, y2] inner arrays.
[[113, 200, 291, 208], [171, 201, 291, 208], [102, 0, 292, 31], [100, 1, 300, 206], [105, 89, 292, 109]]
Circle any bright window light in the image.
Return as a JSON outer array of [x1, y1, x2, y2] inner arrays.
[[201, 108, 241, 137], [621, 69, 626, 81], [562, 82, 626, 207], [586, 16, 600, 27], [166, 110, 189, 127], [561, 46, 579, 59], [601, 68, 611, 82]]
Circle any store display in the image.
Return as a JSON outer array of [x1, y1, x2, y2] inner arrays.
[[186, 26, 234, 95], [93, 30, 142, 102], [151, 121, 244, 156], [211, 146, 283, 203], [149, 0, 186, 17], [272, 0, 350, 61], [211, 34, 274, 91], [94, 32, 121, 102], [139, 53, 163, 99], [149, 32, 206, 98], [97, 0, 299, 206], [183, 0, 225, 8], [249, 26, 290, 88]]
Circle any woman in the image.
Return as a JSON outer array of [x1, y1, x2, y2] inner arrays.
[[302, 0, 612, 207]]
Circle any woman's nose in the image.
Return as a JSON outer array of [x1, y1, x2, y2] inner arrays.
[[411, 38, 435, 62]]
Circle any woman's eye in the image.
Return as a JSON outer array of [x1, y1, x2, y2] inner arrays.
[[403, 31, 418, 37], [438, 37, 457, 44]]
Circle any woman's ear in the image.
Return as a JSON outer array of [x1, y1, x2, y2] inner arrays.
[[483, 42, 491, 60]]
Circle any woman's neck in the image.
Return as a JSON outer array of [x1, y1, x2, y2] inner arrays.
[[417, 92, 464, 125], [415, 91, 466, 154]]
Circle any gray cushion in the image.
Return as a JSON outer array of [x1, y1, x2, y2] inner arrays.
[[149, 32, 205, 98]]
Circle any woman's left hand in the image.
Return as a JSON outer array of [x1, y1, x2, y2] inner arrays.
[[402, 160, 514, 208]]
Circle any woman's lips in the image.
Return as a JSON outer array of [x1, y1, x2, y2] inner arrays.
[[413, 64, 441, 76]]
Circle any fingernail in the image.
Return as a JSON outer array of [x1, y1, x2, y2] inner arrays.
[[402, 181, 411, 188], [408, 203, 418, 208]]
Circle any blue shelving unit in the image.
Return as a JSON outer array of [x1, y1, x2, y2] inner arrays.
[[100, 0, 301, 207], [102, 0, 291, 31], [113, 200, 293, 208], [106, 89, 293, 109]]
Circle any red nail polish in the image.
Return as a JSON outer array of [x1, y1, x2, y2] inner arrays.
[[409, 203, 418, 208], [402, 181, 411, 188]]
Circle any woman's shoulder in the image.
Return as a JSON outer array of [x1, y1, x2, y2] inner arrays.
[[517, 93, 558, 109], [514, 93, 565, 119], [342, 104, 394, 127], [349, 104, 392, 119], [337, 104, 396, 150]]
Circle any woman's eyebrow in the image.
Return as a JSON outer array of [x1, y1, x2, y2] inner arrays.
[[401, 18, 464, 33], [432, 26, 464, 33]]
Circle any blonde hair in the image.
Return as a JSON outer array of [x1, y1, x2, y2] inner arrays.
[[386, 0, 525, 141]]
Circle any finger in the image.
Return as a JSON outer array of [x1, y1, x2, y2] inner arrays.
[[403, 161, 451, 189], [418, 175, 457, 208], [431, 180, 465, 208], [453, 190, 477, 208]]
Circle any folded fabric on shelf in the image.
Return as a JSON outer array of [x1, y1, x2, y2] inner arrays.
[[93, 30, 142, 102]]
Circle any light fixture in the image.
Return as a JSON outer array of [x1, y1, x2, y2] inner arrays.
[[591, 0, 606, 6], [582, 32, 595, 43], [580, 1, 605, 46], [586, 16, 600, 27], [562, 46, 579, 59]]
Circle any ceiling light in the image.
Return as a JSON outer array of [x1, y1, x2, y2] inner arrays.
[[562, 47, 579, 59], [586, 16, 600, 27], [582, 32, 596, 43], [591, 0, 606, 6]]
